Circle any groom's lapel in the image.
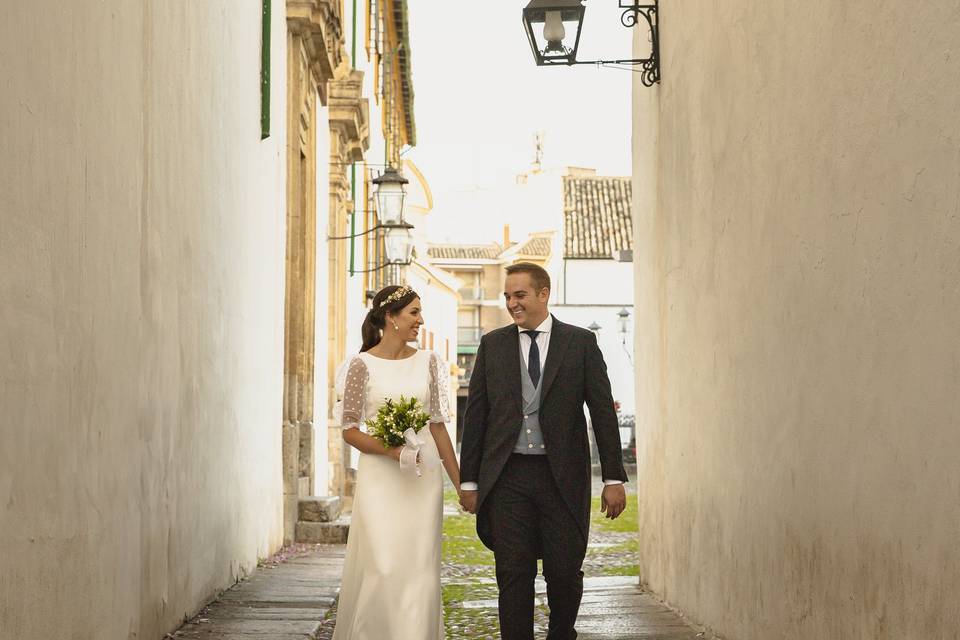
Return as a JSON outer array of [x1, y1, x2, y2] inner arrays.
[[505, 327, 523, 411], [540, 315, 571, 402]]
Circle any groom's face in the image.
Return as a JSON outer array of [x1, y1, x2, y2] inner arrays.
[[503, 273, 550, 330]]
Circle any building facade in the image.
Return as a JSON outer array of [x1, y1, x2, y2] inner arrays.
[[427, 242, 512, 438], [552, 172, 636, 436]]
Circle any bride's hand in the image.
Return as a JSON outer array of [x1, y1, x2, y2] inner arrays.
[[386, 446, 404, 461], [387, 446, 422, 465]]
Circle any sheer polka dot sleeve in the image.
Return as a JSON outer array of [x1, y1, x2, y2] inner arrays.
[[428, 351, 451, 424], [333, 356, 369, 429]]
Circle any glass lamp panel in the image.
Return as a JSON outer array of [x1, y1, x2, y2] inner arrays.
[[377, 184, 405, 226], [384, 227, 414, 265]]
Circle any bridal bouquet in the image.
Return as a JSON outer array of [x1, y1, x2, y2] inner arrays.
[[367, 396, 438, 476], [367, 396, 429, 447]]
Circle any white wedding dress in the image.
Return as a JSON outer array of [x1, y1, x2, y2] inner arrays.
[[331, 349, 449, 640]]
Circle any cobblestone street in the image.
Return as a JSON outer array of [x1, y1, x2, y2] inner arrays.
[[440, 488, 641, 638], [175, 474, 704, 639], [438, 474, 703, 639]]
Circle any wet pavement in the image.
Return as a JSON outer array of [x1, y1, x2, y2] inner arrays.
[[171, 472, 708, 639], [440, 473, 707, 639]]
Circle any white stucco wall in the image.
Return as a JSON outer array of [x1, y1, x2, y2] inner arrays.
[[633, 2, 960, 638], [559, 259, 635, 306], [0, 2, 287, 638]]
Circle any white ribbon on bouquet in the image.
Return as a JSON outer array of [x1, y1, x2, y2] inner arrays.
[[397, 427, 440, 477]]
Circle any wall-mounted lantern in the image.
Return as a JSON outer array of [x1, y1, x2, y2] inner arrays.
[[588, 321, 602, 337], [617, 307, 630, 343], [372, 166, 408, 226], [522, 0, 586, 66], [329, 166, 415, 271], [522, 0, 660, 87]]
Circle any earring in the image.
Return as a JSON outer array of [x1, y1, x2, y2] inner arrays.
[[393, 322, 399, 331]]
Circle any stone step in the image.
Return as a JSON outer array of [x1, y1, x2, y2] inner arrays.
[[295, 515, 351, 544], [298, 496, 341, 523]]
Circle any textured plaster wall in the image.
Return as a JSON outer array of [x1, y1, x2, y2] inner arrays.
[[633, 1, 960, 638], [0, 1, 288, 638]]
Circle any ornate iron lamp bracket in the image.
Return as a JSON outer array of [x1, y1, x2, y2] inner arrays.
[[575, 0, 660, 86]]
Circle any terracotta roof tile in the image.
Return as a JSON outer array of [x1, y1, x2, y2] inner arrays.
[[428, 244, 502, 260], [516, 236, 552, 257], [563, 176, 633, 259]]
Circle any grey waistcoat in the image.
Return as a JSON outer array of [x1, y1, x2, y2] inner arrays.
[[513, 358, 547, 454]]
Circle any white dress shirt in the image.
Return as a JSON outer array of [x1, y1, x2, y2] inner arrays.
[[519, 314, 552, 373], [461, 315, 623, 491]]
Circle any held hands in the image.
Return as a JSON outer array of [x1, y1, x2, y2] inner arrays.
[[459, 490, 478, 514], [600, 484, 627, 520]]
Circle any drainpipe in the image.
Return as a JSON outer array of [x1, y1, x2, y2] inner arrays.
[[260, 0, 271, 139]]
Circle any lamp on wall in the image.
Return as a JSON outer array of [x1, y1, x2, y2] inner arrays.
[[328, 166, 415, 271], [372, 166, 408, 226], [522, 0, 660, 87], [588, 321, 602, 338], [617, 307, 633, 367], [617, 307, 630, 344]]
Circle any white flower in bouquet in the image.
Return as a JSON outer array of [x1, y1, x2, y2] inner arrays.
[[367, 395, 429, 448]]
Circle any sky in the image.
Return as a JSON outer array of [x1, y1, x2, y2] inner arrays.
[[403, 1, 634, 244]]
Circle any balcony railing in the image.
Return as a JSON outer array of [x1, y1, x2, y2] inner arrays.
[[458, 326, 483, 345]]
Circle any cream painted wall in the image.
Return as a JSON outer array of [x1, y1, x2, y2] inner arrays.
[[0, 2, 288, 638], [633, 2, 960, 638]]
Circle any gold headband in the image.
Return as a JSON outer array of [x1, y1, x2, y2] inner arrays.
[[378, 286, 413, 309]]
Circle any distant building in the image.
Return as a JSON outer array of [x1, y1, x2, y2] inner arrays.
[[428, 239, 511, 441], [429, 168, 636, 447], [557, 173, 634, 305], [553, 171, 636, 449]]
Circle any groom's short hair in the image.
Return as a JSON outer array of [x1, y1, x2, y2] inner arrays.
[[505, 262, 551, 293]]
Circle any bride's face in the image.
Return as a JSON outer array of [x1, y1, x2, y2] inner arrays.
[[388, 297, 424, 343]]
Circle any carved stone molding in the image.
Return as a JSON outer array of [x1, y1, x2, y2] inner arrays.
[[329, 68, 370, 163], [287, 0, 344, 102]]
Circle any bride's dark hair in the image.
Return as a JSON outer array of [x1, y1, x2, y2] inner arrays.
[[360, 285, 420, 352]]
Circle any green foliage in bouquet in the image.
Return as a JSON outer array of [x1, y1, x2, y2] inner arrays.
[[367, 395, 430, 449]]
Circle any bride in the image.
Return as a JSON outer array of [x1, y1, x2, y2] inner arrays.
[[331, 285, 461, 639]]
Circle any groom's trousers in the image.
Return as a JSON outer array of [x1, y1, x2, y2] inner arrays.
[[487, 454, 587, 640]]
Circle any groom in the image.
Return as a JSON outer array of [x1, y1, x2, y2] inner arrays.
[[459, 262, 628, 640]]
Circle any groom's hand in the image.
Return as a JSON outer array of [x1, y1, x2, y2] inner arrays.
[[601, 484, 627, 520], [459, 490, 478, 514]]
